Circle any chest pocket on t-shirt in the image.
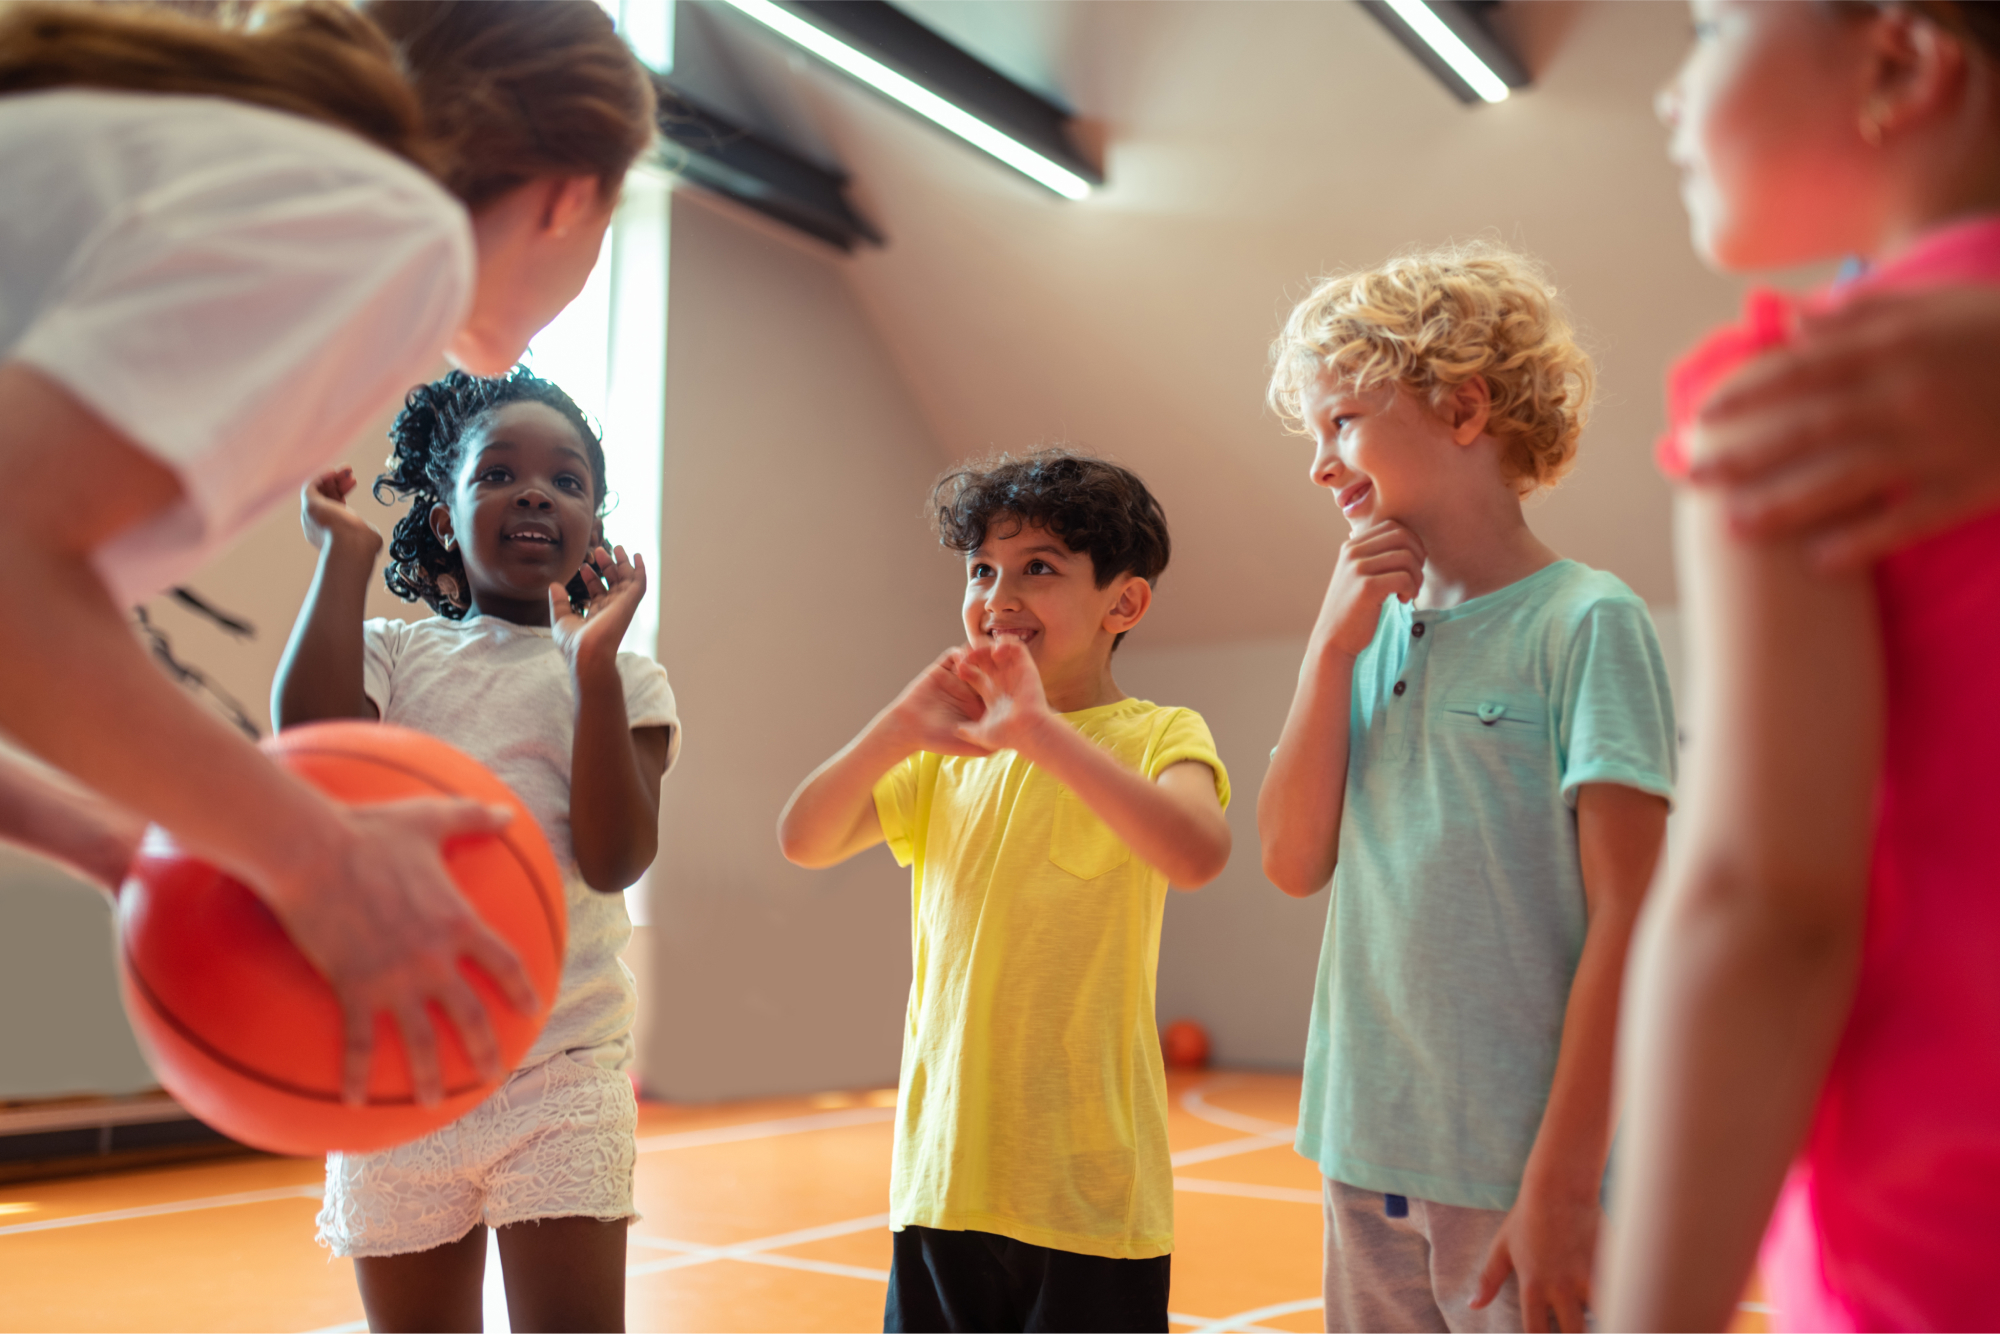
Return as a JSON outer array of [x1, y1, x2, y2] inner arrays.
[[1049, 787, 1132, 881], [1441, 692, 1548, 739]]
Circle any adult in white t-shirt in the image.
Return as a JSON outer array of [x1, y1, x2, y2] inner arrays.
[[0, 0, 655, 1104]]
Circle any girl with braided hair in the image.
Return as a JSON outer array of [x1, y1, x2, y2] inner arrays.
[[0, 0, 655, 1119], [275, 367, 679, 1332]]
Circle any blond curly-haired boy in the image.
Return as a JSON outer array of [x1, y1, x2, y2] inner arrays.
[[1258, 244, 1677, 1334]]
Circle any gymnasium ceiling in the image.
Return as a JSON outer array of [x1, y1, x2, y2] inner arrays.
[[668, 1, 1747, 645]]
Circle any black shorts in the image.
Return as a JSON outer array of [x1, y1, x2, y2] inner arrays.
[[883, 1225, 1171, 1333]]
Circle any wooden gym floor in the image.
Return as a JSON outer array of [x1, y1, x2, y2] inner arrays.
[[0, 1071, 1768, 1333]]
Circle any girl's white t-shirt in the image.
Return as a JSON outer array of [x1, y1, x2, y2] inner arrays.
[[361, 615, 681, 1071], [0, 89, 475, 606]]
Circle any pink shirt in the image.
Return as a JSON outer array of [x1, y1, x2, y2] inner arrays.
[[1659, 216, 2000, 1332]]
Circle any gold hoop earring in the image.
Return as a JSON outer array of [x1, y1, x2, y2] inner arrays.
[[1860, 96, 1888, 147]]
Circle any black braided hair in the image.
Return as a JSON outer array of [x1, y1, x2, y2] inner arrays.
[[375, 366, 608, 619]]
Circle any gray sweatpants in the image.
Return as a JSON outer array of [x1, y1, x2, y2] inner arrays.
[[1321, 1177, 1522, 1334]]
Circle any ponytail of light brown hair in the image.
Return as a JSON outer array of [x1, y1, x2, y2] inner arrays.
[[0, 1, 433, 172], [362, 0, 657, 209]]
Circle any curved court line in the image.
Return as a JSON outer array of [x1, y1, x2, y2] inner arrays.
[[1173, 1176, 1322, 1205], [0, 1184, 322, 1238], [634, 1105, 894, 1154], [1180, 1078, 1296, 1138], [1169, 1131, 1294, 1168]]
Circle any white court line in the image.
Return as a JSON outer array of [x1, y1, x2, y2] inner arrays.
[[1168, 1316, 1285, 1334], [0, 1184, 322, 1238], [1188, 1295, 1323, 1334], [631, 1243, 890, 1283], [1170, 1132, 1294, 1168], [626, 1211, 892, 1280], [1181, 1079, 1295, 1138], [634, 1105, 894, 1154], [1172, 1076, 1297, 1167], [1739, 1302, 1775, 1314], [1174, 1176, 1322, 1205]]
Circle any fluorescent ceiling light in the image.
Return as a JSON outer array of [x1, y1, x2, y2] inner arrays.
[[714, 0, 1094, 200], [1383, 0, 1510, 103]]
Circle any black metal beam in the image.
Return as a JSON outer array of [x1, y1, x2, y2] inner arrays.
[[1359, 1, 1530, 106], [781, 0, 1102, 187], [654, 77, 883, 252]]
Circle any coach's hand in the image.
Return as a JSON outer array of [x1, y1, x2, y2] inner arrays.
[[1692, 285, 2000, 570]]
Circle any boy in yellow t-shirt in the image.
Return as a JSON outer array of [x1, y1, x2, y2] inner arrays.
[[779, 449, 1231, 1333]]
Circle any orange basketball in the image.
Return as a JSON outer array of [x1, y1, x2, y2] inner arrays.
[[116, 721, 566, 1156], [1162, 1018, 1211, 1070]]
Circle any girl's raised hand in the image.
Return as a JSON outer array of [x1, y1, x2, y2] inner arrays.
[[550, 545, 645, 665], [952, 638, 1053, 756], [299, 467, 382, 553]]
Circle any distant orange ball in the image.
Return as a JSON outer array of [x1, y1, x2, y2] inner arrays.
[[117, 722, 566, 1157], [1162, 1019, 1211, 1070]]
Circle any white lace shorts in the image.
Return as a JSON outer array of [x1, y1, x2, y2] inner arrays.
[[316, 1051, 638, 1258]]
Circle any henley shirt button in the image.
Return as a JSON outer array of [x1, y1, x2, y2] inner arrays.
[[1412, 623, 1426, 638], [1393, 681, 1407, 697]]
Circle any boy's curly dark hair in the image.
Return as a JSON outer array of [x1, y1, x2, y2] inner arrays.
[[375, 366, 607, 619], [931, 449, 1170, 649]]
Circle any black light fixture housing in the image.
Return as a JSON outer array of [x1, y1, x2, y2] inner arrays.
[[783, 1, 1100, 190], [654, 78, 883, 252], [1359, 0, 1530, 105], [712, 0, 1101, 199]]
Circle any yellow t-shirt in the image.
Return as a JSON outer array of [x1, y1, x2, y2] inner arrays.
[[870, 697, 1230, 1259]]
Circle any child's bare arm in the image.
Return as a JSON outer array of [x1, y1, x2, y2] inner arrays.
[[273, 469, 382, 728], [1603, 492, 1876, 1330], [554, 547, 669, 893], [954, 641, 1230, 888], [568, 667, 666, 892], [778, 649, 992, 868], [1258, 519, 1425, 897], [1471, 782, 1667, 1334], [0, 750, 148, 893]]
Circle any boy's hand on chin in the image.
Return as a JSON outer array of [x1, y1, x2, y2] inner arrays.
[[1316, 519, 1426, 658], [885, 648, 993, 758], [1472, 1184, 1596, 1334], [952, 638, 1053, 756]]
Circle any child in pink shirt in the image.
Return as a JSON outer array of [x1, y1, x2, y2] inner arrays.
[[1606, 4, 2000, 1330]]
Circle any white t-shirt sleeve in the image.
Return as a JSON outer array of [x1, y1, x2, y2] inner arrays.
[[6, 96, 474, 606], [360, 617, 416, 720], [616, 653, 682, 773]]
